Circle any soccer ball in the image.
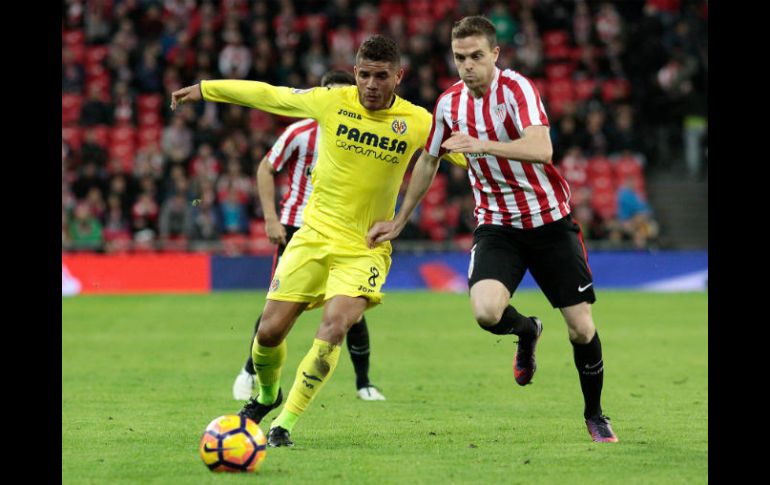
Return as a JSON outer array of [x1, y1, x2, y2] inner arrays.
[[199, 415, 267, 472]]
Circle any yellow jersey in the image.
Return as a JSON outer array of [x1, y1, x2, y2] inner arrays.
[[201, 81, 466, 248]]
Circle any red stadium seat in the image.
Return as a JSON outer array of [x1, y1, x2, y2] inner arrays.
[[378, 0, 405, 19], [85, 46, 109, 67], [61, 94, 83, 125], [574, 78, 600, 101], [453, 233, 474, 251], [588, 173, 615, 193], [110, 126, 136, 145], [88, 125, 111, 148], [138, 111, 162, 127], [221, 234, 248, 256], [546, 79, 576, 102], [109, 143, 136, 169], [250, 220, 268, 237], [248, 233, 274, 256], [590, 188, 617, 221], [543, 30, 570, 49], [62, 29, 85, 46], [65, 44, 86, 64], [423, 174, 447, 206], [601, 78, 631, 102], [613, 155, 646, 195], [407, 15, 434, 35], [545, 44, 572, 61], [62, 126, 83, 152], [137, 126, 162, 148], [85, 62, 109, 80], [545, 63, 575, 81], [85, 76, 112, 99], [137, 94, 164, 113], [557, 156, 589, 189], [432, 0, 456, 19], [587, 156, 614, 179]]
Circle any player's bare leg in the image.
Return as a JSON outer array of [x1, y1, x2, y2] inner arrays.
[[560, 302, 617, 442], [268, 295, 368, 446], [238, 300, 307, 424], [470, 279, 542, 385]]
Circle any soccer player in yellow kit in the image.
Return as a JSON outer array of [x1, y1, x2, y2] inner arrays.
[[172, 35, 465, 447]]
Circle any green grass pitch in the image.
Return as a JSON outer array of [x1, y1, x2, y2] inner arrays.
[[62, 291, 707, 484]]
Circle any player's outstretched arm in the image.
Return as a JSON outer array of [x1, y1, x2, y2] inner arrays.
[[170, 84, 202, 111], [172, 80, 331, 120], [442, 125, 553, 164], [366, 150, 440, 248]]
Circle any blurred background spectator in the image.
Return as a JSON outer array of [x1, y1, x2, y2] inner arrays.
[[62, 0, 707, 254]]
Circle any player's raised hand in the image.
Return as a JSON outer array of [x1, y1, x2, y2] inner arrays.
[[170, 84, 202, 111], [441, 132, 487, 154], [266, 219, 287, 246], [366, 220, 404, 249]]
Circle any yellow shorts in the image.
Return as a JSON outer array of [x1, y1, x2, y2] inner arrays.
[[267, 225, 392, 310]]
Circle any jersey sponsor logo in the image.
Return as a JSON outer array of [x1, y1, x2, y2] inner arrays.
[[357, 285, 375, 293], [291, 88, 313, 94], [391, 119, 407, 135], [335, 124, 407, 154], [465, 151, 493, 159], [270, 278, 280, 292], [336, 140, 401, 164], [337, 108, 362, 120]]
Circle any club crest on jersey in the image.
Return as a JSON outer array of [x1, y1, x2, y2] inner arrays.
[[494, 104, 507, 122], [269, 278, 280, 292], [391, 119, 407, 135]]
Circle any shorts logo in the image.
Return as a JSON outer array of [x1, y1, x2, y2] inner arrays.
[[391, 119, 407, 135], [368, 267, 380, 287], [269, 278, 280, 292]]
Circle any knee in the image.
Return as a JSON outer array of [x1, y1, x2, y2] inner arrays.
[[256, 320, 284, 347], [564, 308, 595, 343], [319, 315, 350, 344], [472, 301, 505, 327]]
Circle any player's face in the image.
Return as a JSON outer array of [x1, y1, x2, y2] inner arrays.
[[354, 60, 404, 110], [451, 35, 500, 94]]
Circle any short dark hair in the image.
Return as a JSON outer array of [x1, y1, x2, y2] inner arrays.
[[451, 16, 498, 49], [355, 34, 401, 65], [321, 70, 356, 87]]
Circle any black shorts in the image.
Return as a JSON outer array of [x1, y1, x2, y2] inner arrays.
[[270, 224, 301, 278], [467, 216, 596, 308]]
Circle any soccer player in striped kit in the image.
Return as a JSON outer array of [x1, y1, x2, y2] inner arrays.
[[232, 70, 386, 403], [368, 16, 618, 443]]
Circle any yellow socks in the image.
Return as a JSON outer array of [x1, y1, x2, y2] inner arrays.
[[272, 338, 341, 432], [252, 339, 287, 405]]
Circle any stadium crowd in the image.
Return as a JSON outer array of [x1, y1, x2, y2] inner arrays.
[[62, 0, 707, 253]]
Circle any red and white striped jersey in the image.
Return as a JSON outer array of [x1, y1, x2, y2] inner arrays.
[[265, 118, 319, 227], [425, 68, 572, 229]]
